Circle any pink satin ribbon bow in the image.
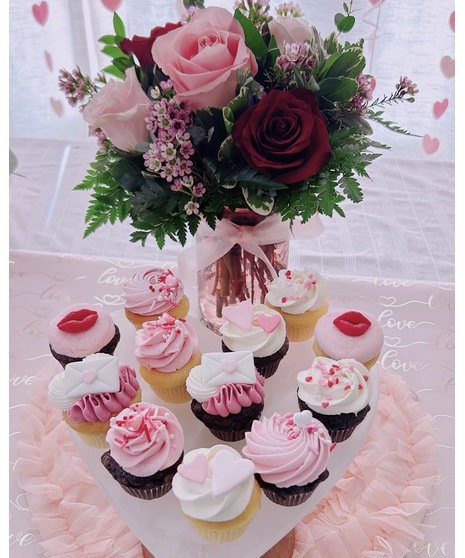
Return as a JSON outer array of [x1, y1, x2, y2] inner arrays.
[[177, 213, 324, 278]]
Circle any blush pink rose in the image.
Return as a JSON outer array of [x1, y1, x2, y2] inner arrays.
[[268, 17, 316, 51], [151, 7, 258, 110], [82, 67, 149, 152]]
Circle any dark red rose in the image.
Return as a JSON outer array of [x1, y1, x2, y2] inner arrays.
[[231, 88, 331, 184], [120, 22, 182, 70]]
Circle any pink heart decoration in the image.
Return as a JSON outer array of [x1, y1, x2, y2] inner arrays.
[[32, 1, 49, 25], [222, 359, 238, 373], [82, 369, 97, 384], [178, 453, 208, 484], [422, 135, 440, 155], [368, 0, 384, 4], [433, 99, 449, 119], [211, 450, 255, 498], [222, 300, 253, 330], [293, 410, 314, 428], [256, 313, 281, 334], [450, 11, 455, 32], [50, 98, 64, 117], [440, 56, 455, 78], [44, 50, 53, 71], [101, 0, 122, 10]]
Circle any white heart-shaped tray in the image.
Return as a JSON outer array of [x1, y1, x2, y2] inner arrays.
[[71, 314, 379, 558]]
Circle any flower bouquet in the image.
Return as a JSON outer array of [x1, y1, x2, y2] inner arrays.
[[59, 0, 417, 329]]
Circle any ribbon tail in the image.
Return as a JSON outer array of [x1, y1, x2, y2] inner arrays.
[[177, 236, 235, 279], [239, 240, 278, 280]]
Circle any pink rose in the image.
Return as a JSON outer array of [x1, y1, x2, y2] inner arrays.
[[82, 67, 149, 152], [151, 7, 258, 110], [268, 17, 316, 51]]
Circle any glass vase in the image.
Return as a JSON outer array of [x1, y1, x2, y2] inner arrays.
[[197, 209, 289, 333]]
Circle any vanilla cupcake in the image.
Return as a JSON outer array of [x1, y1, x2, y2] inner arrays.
[[48, 353, 141, 448], [101, 402, 184, 499], [264, 269, 328, 342], [172, 444, 261, 543], [122, 267, 190, 329], [134, 313, 201, 403], [47, 303, 120, 368], [186, 351, 266, 441], [219, 300, 289, 378], [243, 410, 332, 506], [313, 310, 384, 370], [297, 356, 372, 442]]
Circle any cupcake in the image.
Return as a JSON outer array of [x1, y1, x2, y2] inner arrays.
[[242, 410, 332, 506], [134, 313, 201, 404], [264, 269, 329, 342], [122, 267, 190, 329], [219, 300, 289, 378], [296, 356, 372, 442], [47, 303, 121, 368], [101, 402, 184, 499], [48, 353, 142, 448], [313, 309, 384, 370], [186, 351, 266, 441], [172, 444, 261, 542]]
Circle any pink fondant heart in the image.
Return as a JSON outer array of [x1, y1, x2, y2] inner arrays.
[[50, 98, 64, 117], [440, 56, 455, 78], [368, 0, 384, 5], [222, 300, 253, 330], [32, 1, 48, 25], [164, 274, 178, 288], [450, 11, 455, 32], [177, 453, 208, 484], [101, 0, 122, 10], [82, 369, 97, 384], [44, 50, 53, 71], [433, 99, 448, 119], [256, 313, 281, 334], [222, 359, 237, 373], [211, 450, 255, 498], [293, 410, 313, 427], [422, 135, 440, 155]]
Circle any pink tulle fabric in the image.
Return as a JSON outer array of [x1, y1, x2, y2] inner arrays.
[[15, 369, 436, 558]]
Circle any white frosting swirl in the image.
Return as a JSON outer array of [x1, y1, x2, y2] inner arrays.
[[219, 303, 286, 358], [48, 371, 79, 410], [297, 357, 371, 415], [172, 445, 255, 522], [185, 364, 220, 402], [265, 269, 327, 314]]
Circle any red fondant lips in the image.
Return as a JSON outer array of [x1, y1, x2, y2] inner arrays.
[[333, 311, 371, 337], [57, 309, 98, 333]]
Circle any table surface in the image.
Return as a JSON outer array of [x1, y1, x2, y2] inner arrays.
[[9, 137, 456, 557]]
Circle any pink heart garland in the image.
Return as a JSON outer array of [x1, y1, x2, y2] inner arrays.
[[433, 99, 448, 119], [177, 453, 208, 484], [222, 300, 253, 330], [450, 11, 455, 33], [256, 313, 281, 334], [440, 56, 455, 78], [422, 135, 440, 155], [32, 1, 49, 25], [101, 0, 122, 10], [211, 450, 255, 498], [44, 50, 53, 71], [50, 98, 64, 117]]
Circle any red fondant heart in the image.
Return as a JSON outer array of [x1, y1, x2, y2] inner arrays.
[[57, 309, 98, 333], [333, 311, 371, 337], [178, 453, 208, 484], [256, 313, 281, 333]]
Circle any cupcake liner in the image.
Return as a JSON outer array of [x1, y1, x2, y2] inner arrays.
[[327, 425, 357, 443], [189, 518, 251, 543], [285, 324, 315, 343], [262, 487, 315, 507], [149, 383, 191, 404], [208, 428, 247, 442], [257, 469, 329, 507], [254, 359, 281, 379], [119, 481, 172, 500]]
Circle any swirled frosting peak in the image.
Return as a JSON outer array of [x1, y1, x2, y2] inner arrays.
[[297, 357, 371, 415], [219, 301, 286, 358], [265, 268, 327, 314], [242, 411, 332, 488], [122, 268, 184, 315], [106, 402, 184, 477], [134, 313, 198, 372], [172, 445, 255, 521]]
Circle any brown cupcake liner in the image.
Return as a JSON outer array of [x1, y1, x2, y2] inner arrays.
[[119, 481, 173, 500], [327, 426, 357, 443], [208, 428, 247, 442], [262, 487, 315, 507], [258, 469, 329, 507]]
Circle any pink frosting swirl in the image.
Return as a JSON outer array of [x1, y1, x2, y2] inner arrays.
[[202, 373, 265, 417], [67, 364, 140, 423], [106, 402, 184, 477], [243, 412, 332, 488], [134, 314, 198, 372], [122, 268, 184, 316]]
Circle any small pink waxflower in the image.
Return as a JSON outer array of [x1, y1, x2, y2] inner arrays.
[[185, 201, 200, 215]]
